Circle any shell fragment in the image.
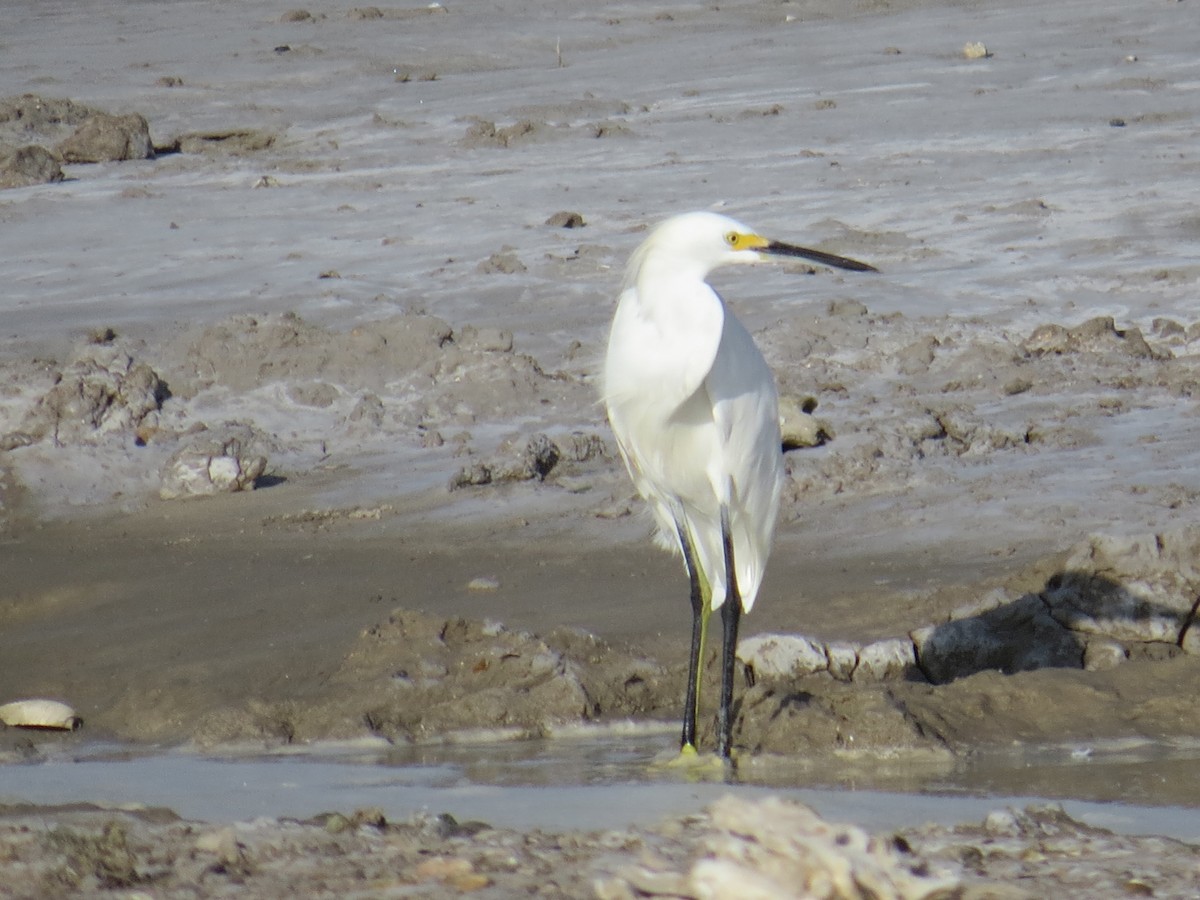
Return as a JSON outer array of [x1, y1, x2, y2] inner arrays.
[[0, 699, 82, 731]]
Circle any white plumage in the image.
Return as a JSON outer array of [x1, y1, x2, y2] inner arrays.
[[602, 211, 876, 758], [604, 212, 782, 615]]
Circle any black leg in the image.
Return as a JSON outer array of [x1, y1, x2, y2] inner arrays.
[[716, 508, 742, 759], [677, 521, 705, 751]]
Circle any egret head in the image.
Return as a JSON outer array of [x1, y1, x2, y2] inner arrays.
[[628, 211, 877, 285]]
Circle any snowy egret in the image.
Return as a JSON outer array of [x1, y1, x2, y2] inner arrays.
[[602, 211, 876, 758]]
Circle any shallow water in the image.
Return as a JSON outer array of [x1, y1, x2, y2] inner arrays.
[[4, 732, 1200, 841]]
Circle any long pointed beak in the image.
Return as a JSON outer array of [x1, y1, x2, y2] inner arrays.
[[763, 241, 878, 273]]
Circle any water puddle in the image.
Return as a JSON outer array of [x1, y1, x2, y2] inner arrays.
[[3, 729, 1200, 840]]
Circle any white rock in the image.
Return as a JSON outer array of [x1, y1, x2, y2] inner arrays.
[[737, 634, 827, 679], [159, 424, 269, 499], [855, 638, 917, 681], [0, 698, 81, 730], [824, 641, 859, 681], [1083, 639, 1128, 671]]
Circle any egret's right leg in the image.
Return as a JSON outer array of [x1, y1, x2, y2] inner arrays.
[[715, 507, 742, 759]]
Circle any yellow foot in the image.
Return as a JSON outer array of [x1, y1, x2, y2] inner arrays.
[[651, 743, 732, 779]]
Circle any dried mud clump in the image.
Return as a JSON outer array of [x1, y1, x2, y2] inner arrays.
[[168, 129, 279, 156], [56, 112, 154, 163], [0, 145, 63, 188], [158, 423, 270, 499], [460, 118, 557, 148], [1, 336, 168, 450], [43, 820, 142, 891], [197, 608, 672, 745], [0, 95, 156, 186], [1022, 316, 1166, 360], [333, 609, 670, 742], [448, 430, 608, 490], [597, 795, 963, 900]]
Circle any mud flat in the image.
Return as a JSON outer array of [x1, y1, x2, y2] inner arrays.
[[3, 0, 1200, 895]]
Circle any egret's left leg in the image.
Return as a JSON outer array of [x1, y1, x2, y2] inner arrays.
[[676, 521, 708, 752], [716, 507, 742, 759]]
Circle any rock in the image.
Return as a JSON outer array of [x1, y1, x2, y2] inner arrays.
[[476, 249, 527, 274], [962, 41, 991, 59], [737, 634, 828, 679], [545, 210, 585, 228], [194, 826, 242, 865], [414, 856, 489, 891], [0, 145, 63, 188], [691, 796, 961, 900], [10, 342, 167, 446], [0, 698, 81, 730], [825, 641, 859, 681], [57, 112, 153, 162], [779, 395, 833, 449], [854, 638, 916, 681], [1044, 529, 1200, 644], [158, 424, 268, 499], [1083, 639, 1128, 671], [912, 593, 1082, 684]]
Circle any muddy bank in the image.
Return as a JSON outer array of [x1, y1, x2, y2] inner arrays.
[[1, 794, 1195, 900], [5, 486, 1200, 782]]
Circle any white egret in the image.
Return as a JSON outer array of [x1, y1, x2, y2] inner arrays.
[[602, 211, 876, 758]]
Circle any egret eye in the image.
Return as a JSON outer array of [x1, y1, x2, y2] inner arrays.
[[725, 231, 741, 248]]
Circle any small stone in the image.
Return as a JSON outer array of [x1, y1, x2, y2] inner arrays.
[[984, 809, 1021, 836], [1083, 638, 1128, 671], [779, 395, 833, 450], [468, 576, 500, 591], [195, 826, 242, 863], [414, 856, 489, 891], [546, 210, 586, 228], [962, 41, 991, 60], [476, 250, 526, 274]]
